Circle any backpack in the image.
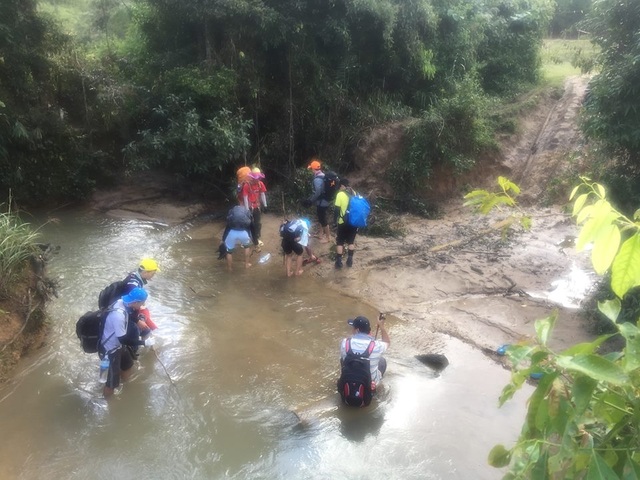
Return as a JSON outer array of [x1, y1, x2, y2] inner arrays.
[[279, 219, 304, 242], [337, 339, 375, 407], [345, 193, 371, 228], [75, 309, 112, 354], [227, 205, 252, 230], [322, 171, 340, 202], [98, 279, 128, 310]]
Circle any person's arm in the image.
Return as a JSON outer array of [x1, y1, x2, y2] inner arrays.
[[260, 192, 267, 208], [377, 317, 390, 345], [308, 176, 323, 203]]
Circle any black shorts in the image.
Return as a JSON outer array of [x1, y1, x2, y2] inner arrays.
[[104, 346, 135, 389], [282, 237, 303, 255], [336, 223, 358, 246]]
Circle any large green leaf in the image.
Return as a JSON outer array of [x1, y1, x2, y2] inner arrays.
[[599, 299, 621, 323], [611, 234, 640, 298], [535, 312, 556, 346], [592, 224, 621, 274], [572, 376, 597, 416], [488, 444, 511, 468], [619, 322, 640, 372], [572, 193, 589, 216], [623, 455, 640, 480], [587, 452, 619, 480], [561, 334, 615, 356], [556, 355, 629, 385]]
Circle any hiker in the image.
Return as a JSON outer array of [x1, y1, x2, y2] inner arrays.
[[123, 258, 159, 343], [100, 287, 155, 399], [302, 159, 332, 244], [222, 205, 254, 271], [338, 315, 390, 407], [334, 178, 358, 268], [280, 218, 318, 276], [240, 167, 268, 250]]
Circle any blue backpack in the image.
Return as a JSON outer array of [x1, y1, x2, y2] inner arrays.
[[346, 193, 371, 228]]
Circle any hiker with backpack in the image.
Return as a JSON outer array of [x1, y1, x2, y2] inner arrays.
[[98, 258, 160, 351], [302, 159, 336, 244], [338, 314, 390, 407], [334, 178, 358, 268], [221, 204, 254, 271], [279, 218, 318, 276], [100, 287, 155, 399], [239, 167, 268, 251]]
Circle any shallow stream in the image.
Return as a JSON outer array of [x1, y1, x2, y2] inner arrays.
[[0, 210, 532, 479]]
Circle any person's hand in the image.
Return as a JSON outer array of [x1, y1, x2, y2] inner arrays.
[[144, 337, 156, 347], [377, 314, 386, 328], [301, 198, 312, 208]]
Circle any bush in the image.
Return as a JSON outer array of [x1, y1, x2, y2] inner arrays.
[[0, 206, 39, 298]]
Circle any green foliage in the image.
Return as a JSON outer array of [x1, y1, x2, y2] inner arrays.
[[0, 205, 40, 298], [484, 177, 640, 479], [549, 0, 593, 38], [540, 38, 599, 87], [581, 0, 640, 178], [124, 96, 252, 177], [393, 76, 495, 201]]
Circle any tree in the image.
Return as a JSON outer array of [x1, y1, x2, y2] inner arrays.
[[477, 177, 640, 478], [581, 1, 640, 172]]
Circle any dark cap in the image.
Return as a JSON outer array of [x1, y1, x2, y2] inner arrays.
[[340, 178, 350, 187], [347, 316, 371, 333]]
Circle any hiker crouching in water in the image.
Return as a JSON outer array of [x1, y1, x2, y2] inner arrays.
[[220, 205, 254, 271], [334, 178, 358, 268], [338, 315, 389, 407], [280, 218, 317, 276], [100, 288, 155, 399]]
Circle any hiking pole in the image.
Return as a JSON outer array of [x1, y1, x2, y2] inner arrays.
[[152, 348, 177, 387]]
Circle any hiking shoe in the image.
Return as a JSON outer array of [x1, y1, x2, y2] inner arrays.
[[335, 258, 343, 269], [346, 256, 353, 267]]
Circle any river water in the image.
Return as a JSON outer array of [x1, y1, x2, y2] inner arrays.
[[0, 210, 531, 479]]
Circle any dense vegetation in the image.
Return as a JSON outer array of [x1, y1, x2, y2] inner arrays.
[[2, 0, 557, 206], [4, 0, 638, 213]]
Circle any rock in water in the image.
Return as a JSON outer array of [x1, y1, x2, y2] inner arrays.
[[415, 354, 449, 370]]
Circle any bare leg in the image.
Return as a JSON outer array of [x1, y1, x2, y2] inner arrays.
[[226, 252, 233, 272], [244, 247, 252, 268], [295, 254, 304, 275], [286, 254, 293, 276], [323, 224, 331, 243]]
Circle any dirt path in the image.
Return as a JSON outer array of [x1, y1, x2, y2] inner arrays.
[[92, 75, 595, 358]]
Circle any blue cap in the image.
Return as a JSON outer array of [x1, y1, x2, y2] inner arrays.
[[122, 287, 148, 304]]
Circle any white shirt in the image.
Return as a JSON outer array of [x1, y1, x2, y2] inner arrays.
[[340, 333, 388, 385]]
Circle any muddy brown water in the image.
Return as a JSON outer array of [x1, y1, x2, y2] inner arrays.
[[0, 211, 532, 479]]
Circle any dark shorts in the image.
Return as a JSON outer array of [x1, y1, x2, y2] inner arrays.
[[317, 205, 329, 227], [336, 223, 358, 246], [282, 237, 303, 255], [104, 346, 134, 389]]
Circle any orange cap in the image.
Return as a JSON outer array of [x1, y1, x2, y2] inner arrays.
[[307, 160, 321, 170]]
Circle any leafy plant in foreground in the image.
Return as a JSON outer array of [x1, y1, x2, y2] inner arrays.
[[0, 204, 40, 298], [484, 177, 640, 478]]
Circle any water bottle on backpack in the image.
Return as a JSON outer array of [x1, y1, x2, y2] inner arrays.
[[99, 357, 109, 383]]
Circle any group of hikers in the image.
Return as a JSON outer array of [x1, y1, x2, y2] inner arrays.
[[221, 159, 364, 273], [90, 159, 387, 406]]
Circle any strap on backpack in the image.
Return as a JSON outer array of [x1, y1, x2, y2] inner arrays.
[[345, 338, 375, 358], [99, 307, 128, 352]]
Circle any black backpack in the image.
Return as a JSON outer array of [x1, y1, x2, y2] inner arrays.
[[75, 309, 112, 353], [98, 279, 128, 310], [337, 339, 375, 407], [227, 205, 252, 230], [322, 171, 340, 202], [279, 219, 304, 242]]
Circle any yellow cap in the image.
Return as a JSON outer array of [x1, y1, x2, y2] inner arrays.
[[139, 258, 160, 272]]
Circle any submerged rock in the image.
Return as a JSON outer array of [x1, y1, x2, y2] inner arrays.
[[415, 353, 449, 371]]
